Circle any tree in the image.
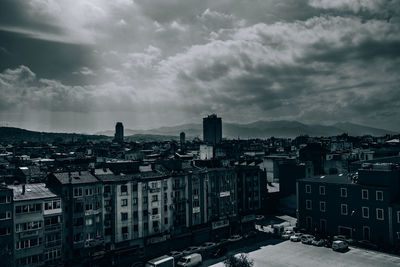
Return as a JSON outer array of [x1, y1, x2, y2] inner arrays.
[[224, 253, 254, 267]]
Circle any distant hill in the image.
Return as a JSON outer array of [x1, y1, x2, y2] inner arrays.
[[0, 127, 109, 143], [98, 120, 397, 139], [1, 120, 396, 143]]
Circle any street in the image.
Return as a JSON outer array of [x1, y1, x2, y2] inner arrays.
[[204, 239, 400, 267]]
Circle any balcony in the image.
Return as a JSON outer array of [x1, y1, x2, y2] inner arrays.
[[19, 230, 39, 238], [44, 224, 62, 232], [45, 239, 62, 248], [149, 188, 161, 193], [85, 209, 101, 216]]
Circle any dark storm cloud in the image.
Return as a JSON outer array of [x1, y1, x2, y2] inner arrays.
[[0, 0, 400, 132]]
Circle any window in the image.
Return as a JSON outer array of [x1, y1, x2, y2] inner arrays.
[[0, 195, 12, 203], [121, 212, 128, 221], [152, 195, 158, 202], [44, 200, 61, 210], [319, 201, 326, 212], [143, 197, 148, 204], [133, 198, 138, 205], [132, 184, 138, 192], [121, 199, 128, 207], [85, 203, 93, 211], [0, 211, 11, 220], [122, 226, 128, 234], [319, 186, 325, 195], [85, 218, 93, 226], [15, 204, 41, 214], [134, 225, 138, 232], [306, 200, 312, 210], [152, 208, 158, 215], [397, 211, 400, 223], [104, 186, 111, 193], [305, 185, 311, 193], [16, 221, 42, 232], [86, 232, 94, 241], [376, 191, 383, 201], [164, 205, 168, 212], [362, 207, 369, 218], [121, 185, 128, 195], [341, 204, 348, 215], [0, 227, 11, 235], [85, 188, 93, 196], [73, 188, 82, 197], [362, 189, 369, 200], [164, 218, 168, 225], [340, 188, 347, 198], [376, 208, 384, 220]]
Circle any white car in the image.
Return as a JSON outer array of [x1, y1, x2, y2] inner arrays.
[[332, 240, 348, 252], [177, 253, 202, 267], [281, 230, 294, 240], [290, 233, 302, 242]]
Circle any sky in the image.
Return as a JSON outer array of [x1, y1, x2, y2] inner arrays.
[[0, 0, 399, 133]]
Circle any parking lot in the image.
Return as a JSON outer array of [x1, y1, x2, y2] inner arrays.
[[205, 239, 400, 267]]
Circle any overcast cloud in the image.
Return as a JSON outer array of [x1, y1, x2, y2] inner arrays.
[[0, 0, 399, 133]]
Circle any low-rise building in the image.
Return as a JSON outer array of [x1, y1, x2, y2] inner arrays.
[[297, 163, 400, 250], [47, 171, 104, 265], [10, 183, 63, 266]]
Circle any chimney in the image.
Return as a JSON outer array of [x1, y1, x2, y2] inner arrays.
[[22, 184, 25, 195]]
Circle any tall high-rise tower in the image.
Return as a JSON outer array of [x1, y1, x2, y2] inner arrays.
[[180, 132, 186, 151], [203, 114, 222, 145], [114, 122, 124, 144]]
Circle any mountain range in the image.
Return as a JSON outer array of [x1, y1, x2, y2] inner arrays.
[[0, 121, 396, 143], [97, 120, 397, 139]]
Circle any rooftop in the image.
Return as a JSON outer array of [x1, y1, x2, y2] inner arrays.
[[300, 173, 354, 184], [52, 171, 99, 184], [9, 183, 58, 201]]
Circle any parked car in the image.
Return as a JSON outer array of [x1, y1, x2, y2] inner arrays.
[[301, 234, 314, 245], [228, 235, 242, 242], [290, 233, 302, 242], [182, 246, 202, 255], [145, 255, 174, 267], [332, 240, 348, 252], [281, 230, 294, 240], [210, 247, 227, 258], [200, 242, 217, 251], [333, 235, 355, 245], [177, 253, 202, 267], [167, 251, 183, 261], [311, 239, 327, 247]]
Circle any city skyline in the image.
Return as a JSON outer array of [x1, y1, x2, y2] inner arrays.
[[1, 1, 400, 133]]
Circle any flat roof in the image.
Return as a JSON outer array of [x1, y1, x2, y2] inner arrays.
[[299, 174, 353, 184], [10, 183, 58, 201], [52, 171, 99, 184]]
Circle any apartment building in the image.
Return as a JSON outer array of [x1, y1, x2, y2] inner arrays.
[[207, 167, 238, 237], [10, 183, 62, 267], [297, 163, 400, 249], [0, 186, 14, 266], [47, 171, 104, 265]]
